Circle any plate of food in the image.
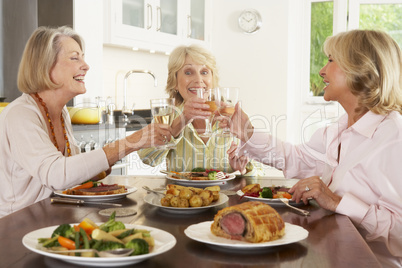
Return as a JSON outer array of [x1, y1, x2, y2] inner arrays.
[[164, 169, 238, 186], [144, 184, 229, 214], [54, 181, 137, 202], [237, 183, 301, 207], [22, 213, 176, 267], [184, 201, 308, 251]]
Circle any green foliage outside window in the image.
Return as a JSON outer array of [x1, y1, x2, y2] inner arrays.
[[310, 2, 333, 97], [359, 4, 402, 47]]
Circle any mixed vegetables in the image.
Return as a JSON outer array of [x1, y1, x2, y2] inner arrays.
[[241, 183, 292, 199], [38, 212, 153, 257]]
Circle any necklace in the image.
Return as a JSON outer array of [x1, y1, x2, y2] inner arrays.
[[34, 93, 71, 157]]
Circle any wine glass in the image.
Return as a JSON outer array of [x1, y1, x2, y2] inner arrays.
[[215, 87, 239, 137], [196, 88, 217, 138], [150, 98, 176, 149]]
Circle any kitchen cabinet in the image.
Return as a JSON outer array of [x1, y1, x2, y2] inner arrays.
[[103, 0, 211, 52]]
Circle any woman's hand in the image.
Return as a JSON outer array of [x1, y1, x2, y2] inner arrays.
[[181, 96, 211, 124], [220, 102, 254, 142], [289, 176, 342, 211], [171, 96, 210, 137], [126, 123, 172, 149], [227, 141, 248, 174]]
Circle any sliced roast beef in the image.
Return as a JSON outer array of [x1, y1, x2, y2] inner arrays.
[[220, 212, 246, 236]]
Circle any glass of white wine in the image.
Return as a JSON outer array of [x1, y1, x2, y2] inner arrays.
[[150, 98, 176, 149], [196, 88, 217, 138], [215, 87, 239, 137]]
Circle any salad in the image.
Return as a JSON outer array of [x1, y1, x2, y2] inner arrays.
[[38, 212, 154, 257]]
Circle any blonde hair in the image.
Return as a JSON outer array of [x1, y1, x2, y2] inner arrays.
[[166, 44, 219, 105], [323, 29, 402, 115], [17, 26, 85, 93]]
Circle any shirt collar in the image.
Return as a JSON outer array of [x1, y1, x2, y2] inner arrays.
[[350, 111, 387, 138]]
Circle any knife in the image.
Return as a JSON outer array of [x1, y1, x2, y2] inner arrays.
[[51, 197, 122, 207]]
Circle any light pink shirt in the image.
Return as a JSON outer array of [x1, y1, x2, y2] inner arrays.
[[0, 94, 109, 218], [239, 111, 402, 267]]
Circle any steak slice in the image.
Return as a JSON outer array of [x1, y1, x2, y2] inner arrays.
[[65, 184, 126, 196]]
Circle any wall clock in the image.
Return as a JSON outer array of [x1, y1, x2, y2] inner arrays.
[[238, 9, 262, 34]]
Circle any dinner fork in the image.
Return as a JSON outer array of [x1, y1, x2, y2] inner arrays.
[[279, 198, 310, 216]]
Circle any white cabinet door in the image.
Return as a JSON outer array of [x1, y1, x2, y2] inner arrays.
[[103, 0, 211, 53]]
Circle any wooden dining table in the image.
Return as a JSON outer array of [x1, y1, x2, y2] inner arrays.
[[0, 175, 380, 268]]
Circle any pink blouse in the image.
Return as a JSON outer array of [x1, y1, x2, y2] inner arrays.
[[239, 111, 402, 267]]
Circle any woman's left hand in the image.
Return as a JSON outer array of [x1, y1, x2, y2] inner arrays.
[[289, 176, 342, 211], [227, 141, 248, 174]]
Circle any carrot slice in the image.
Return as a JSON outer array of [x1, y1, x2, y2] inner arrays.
[[71, 181, 94, 191], [58, 236, 76, 250]]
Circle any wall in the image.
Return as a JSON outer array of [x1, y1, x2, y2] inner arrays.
[[210, 0, 289, 141]]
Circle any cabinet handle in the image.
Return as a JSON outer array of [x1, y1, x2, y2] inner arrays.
[[187, 15, 192, 38], [147, 4, 152, 30], [156, 6, 161, 32]]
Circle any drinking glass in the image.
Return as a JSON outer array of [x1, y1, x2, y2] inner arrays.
[[215, 87, 239, 137], [150, 98, 176, 149], [196, 88, 217, 138]]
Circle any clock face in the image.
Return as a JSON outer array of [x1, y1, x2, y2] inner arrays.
[[238, 10, 261, 33]]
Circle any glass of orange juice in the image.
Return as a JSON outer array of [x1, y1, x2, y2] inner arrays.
[[215, 87, 239, 137], [196, 88, 217, 138]]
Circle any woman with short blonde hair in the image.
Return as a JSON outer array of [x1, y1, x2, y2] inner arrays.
[[230, 29, 402, 266], [166, 44, 220, 105], [323, 30, 402, 115]]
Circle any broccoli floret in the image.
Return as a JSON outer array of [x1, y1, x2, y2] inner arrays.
[[191, 167, 206, 172], [260, 187, 273, 198], [125, 238, 149, 256], [51, 224, 74, 238], [108, 221, 126, 232], [208, 171, 217, 180], [99, 211, 126, 232], [92, 240, 124, 252]]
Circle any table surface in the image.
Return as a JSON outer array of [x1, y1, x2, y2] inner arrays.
[[0, 175, 381, 268]]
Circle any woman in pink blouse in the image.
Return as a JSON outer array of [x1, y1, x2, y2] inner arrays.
[[228, 30, 402, 267]]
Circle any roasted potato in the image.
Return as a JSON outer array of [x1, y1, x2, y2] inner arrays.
[[178, 198, 190, 207], [241, 183, 261, 194], [179, 188, 193, 200], [169, 196, 180, 207], [189, 195, 203, 207]]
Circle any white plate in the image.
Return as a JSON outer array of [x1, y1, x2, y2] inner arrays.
[[166, 174, 236, 187], [236, 190, 303, 207], [184, 221, 308, 251], [54, 186, 137, 202], [144, 193, 229, 214], [22, 224, 176, 267]]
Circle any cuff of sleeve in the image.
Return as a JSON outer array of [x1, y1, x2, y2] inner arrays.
[[238, 131, 270, 156], [335, 192, 370, 225]]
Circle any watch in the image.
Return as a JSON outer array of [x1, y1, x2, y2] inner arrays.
[[238, 9, 262, 34]]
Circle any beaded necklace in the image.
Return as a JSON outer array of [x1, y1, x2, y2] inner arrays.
[[34, 93, 71, 156]]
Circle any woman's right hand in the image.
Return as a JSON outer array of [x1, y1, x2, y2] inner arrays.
[[181, 95, 211, 124], [220, 102, 253, 142], [170, 96, 210, 138]]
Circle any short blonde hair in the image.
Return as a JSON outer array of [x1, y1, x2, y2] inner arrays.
[[17, 26, 85, 93], [323, 29, 402, 115], [166, 44, 219, 105]]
